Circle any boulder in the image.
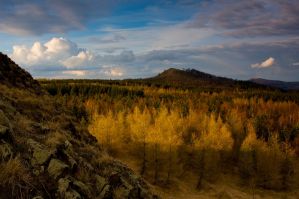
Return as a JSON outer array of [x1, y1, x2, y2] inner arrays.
[[47, 158, 69, 179], [58, 177, 71, 195], [27, 139, 53, 166]]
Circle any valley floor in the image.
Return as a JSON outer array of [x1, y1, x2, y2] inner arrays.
[[119, 156, 299, 199]]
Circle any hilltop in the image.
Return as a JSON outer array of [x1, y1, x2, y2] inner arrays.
[[144, 68, 265, 90], [0, 52, 41, 91], [0, 53, 157, 199]]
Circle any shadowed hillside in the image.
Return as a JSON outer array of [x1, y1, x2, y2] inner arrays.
[[0, 53, 157, 199]]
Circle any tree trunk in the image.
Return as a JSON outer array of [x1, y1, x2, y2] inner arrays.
[[154, 143, 159, 185], [140, 140, 147, 176], [167, 144, 172, 184], [196, 149, 205, 189]]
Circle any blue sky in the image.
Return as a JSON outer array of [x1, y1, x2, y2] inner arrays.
[[1, 0, 299, 80]]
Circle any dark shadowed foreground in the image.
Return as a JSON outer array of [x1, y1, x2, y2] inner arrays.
[[0, 53, 158, 199]]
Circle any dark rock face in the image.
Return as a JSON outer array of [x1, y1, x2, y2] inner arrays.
[[0, 52, 41, 91]]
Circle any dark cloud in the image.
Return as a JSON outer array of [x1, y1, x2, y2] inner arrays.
[[0, 0, 117, 35], [188, 0, 299, 37], [95, 50, 135, 63]]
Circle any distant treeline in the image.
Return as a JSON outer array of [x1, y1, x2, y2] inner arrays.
[[39, 79, 299, 103]]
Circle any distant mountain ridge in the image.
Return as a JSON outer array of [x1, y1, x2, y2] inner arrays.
[[145, 68, 263, 90], [250, 78, 299, 90]]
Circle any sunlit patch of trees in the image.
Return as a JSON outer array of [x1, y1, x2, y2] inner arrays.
[[40, 80, 299, 190], [88, 102, 298, 190]]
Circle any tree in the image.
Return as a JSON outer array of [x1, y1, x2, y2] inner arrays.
[[127, 107, 151, 175]]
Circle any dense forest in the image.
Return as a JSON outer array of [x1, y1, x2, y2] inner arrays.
[[40, 77, 299, 197]]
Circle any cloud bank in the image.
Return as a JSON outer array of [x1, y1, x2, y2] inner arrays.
[[0, 0, 115, 35], [189, 0, 299, 37]]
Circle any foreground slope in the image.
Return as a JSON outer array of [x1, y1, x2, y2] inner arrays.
[[0, 53, 157, 199]]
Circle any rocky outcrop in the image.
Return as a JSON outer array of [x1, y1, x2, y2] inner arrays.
[[0, 52, 41, 91], [0, 53, 158, 198]]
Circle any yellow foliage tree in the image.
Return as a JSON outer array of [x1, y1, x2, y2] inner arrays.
[[127, 107, 151, 175]]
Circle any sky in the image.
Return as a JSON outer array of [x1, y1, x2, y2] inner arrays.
[[0, 0, 299, 81]]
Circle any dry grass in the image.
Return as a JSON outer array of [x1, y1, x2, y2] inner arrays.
[[15, 114, 33, 134], [0, 156, 33, 198], [0, 156, 31, 186]]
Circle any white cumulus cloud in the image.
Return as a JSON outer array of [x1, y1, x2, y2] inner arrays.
[[62, 51, 94, 68], [251, 57, 275, 68], [10, 37, 91, 68]]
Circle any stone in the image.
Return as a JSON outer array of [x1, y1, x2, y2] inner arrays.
[[64, 140, 72, 149], [114, 187, 130, 199], [95, 175, 108, 192], [27, 139, 41, 149], [98, 185, 111, 199], [27, 139, 53, 166], [0, 125, 9, 136], [47, 158, 69, 179], [73, 180, 91, 197], [32, 148, 53, 166], [58, 177, 71, 194], [65, 189, 81, 199], [0, 141, 13, 160]]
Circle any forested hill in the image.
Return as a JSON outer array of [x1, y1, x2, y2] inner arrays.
[[144, 68, 267, 90]]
